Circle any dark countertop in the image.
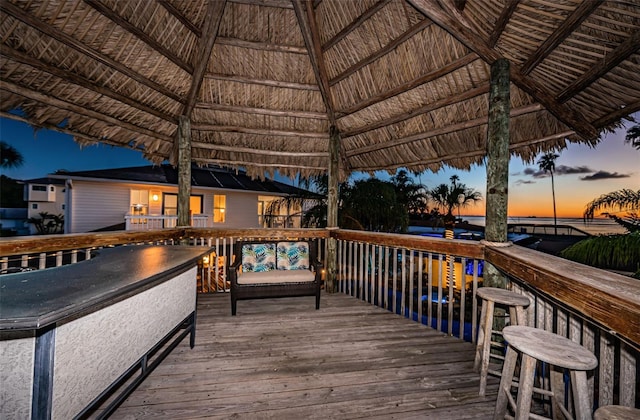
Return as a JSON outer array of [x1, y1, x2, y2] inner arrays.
[[0, 245, 212, 332]]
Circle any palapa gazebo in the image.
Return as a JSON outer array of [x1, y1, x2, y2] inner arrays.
[[1, 0, 639, 249]]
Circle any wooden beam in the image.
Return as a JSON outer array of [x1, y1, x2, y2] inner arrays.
[[195, 102, 328, 120], [325, 126, 340, 292], [2, 1, 183, 104], [322, 0, 391, 52], [193, 141, 328, 157], [484, 59, 511, 287], [593, 99, 640, 127], [205, 73, 319, 90], [216, 37, 308, 54], [195, 158, 326, 171], [177, 116, 192, 228], [1, 45, 176, 124], [354, 130, 574, 172], [407, 0, 599, 140], [191, 123, 329, 138], [346, 103, 543, 157], [227, 0, 293, 9], [84, 0, 193, 74], [556, 30, 640, 103], [488, 0, 520, 47], [520, 0, 603, 75], [329, 18, 433, 87], [338, 53, 477, 117], [157, 0, 201, 37], [183, 0, 226, 117], [1, 80, 173, 142], [342, 83, 489, 138], [292, 0, 337, 124]]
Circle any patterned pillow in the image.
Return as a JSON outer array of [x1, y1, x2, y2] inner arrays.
[[241, 243, 276, 272], [277, 242, 310, 270]]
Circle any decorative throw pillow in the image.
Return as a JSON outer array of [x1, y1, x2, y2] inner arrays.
[[277, 242, 310, 270], [242, 243, 276, 272]]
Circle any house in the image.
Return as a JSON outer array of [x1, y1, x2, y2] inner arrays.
[[22, 177, 67, 235], [24, 165, 313, 234]]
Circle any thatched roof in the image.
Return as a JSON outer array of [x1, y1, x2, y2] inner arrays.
[[1, 0, 638, 180]]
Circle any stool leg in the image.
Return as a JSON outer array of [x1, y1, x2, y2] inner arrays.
[[570, 370, 592, 420], [476, 300, 494, 396], [514, 353, 537, 420], [550, 365, 565, 420], [494, 345, 518, 420], [474, 299, 488, 371]]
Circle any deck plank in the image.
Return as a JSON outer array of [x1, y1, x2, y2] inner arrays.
[[111, 293, 498, 419]]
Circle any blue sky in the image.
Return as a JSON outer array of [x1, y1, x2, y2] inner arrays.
[[2, 114, 638, 217]]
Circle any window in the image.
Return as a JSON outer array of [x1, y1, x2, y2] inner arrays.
[[130, 189, 149, 217], [50, 186, 55, 192], [213, 195, 226, 223], [32, 203, 38, 209], [32, 185, 46, 191], [62, 204, 65, 210]]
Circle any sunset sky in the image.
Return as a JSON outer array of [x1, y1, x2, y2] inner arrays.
[[2, 114, 638, 219]]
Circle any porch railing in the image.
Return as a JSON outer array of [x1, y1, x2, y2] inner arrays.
[[1, 228, 638, 410], [124, 214, 209, 230]]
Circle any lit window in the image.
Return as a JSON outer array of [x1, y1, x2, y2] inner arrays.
[[213, 195, 226, 223]]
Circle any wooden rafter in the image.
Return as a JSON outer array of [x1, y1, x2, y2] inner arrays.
[[342, 83, 489, 138], [84, 0, 193, 74], [0, 45, 176, 123], [364, 130, 574, 172], [204, 73, 319, 90], [292, 0, 336, 124], [338, 52, 478, 116], [183, 0, 226, 117], [157, 0, 202, 37], [195, 102, 328, 120], [488, 0, 520, 47], [191, 123, 328, 138], [228, 0, 293, 9], [556, 30, 640, 103], [329, 18, 434, 87], [216, 37, 308, 54], [0, 80, 173, 142], [520, 0, 603, 75], [194, 141, 328, 157], [593, 99, 640, 128], [2, 1, 183, 103], [408, 0, 599, 140], [347, 103, 543, 157], [322, 0, 391, 52], [196, 158, 326, 171]]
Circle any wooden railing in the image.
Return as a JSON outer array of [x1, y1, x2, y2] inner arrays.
[[124, 214, 209, 230], [1, 228, 638, 409]]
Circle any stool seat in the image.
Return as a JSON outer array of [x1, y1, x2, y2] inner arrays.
[[474, 287, 530, 397], [503, 326, 598, 371], [495, 326, 598, 420], [477, 287, 532, 307], [594, 405, 640, 420]]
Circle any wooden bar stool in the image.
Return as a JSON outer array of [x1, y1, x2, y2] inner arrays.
[[474, 287, 531, 396], [495, 326, 598, 420], [594, 405, 640, 419]]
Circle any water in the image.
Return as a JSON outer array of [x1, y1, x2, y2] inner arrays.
[[460, 216, 626, 236]]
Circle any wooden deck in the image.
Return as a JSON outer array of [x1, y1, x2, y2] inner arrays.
[[112, 293, 499, 419]]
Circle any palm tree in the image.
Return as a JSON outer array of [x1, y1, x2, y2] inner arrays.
[[583, 189, 640, 233], [429, 175, 482, 223], [624, 124, 640, 150], [0, 141, 24, 168], [537, 152, 559, 235], [391, 169, 428, 218]]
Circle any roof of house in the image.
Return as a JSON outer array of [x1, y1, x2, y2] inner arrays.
[[22, 177, 67, 186], [50, 165, 312, 196], [2, 1, 638, 180]]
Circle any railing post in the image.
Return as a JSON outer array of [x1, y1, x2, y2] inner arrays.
[[484, 58, 510, 288]]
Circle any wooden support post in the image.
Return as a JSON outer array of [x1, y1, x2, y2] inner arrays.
[[177, 116, 192, 230], [484, 58, 510, 288], [326, 125, 340, 293]]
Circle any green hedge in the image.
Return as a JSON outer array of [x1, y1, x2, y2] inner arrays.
[[560, 233, 640, 273]]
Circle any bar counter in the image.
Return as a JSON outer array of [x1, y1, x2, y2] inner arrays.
[[0, 245, 212, 419]]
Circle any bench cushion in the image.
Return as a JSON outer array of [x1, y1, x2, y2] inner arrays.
[[237, 269, 315, 284], [241, 243, 276, 273], [276, 241, 310, 270]]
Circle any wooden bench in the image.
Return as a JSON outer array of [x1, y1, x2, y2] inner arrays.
[[228, 240, 323, 315]]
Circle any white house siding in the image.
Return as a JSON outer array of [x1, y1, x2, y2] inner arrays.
[[69, 181, 130, 233], [196, 189, 260, 228]]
